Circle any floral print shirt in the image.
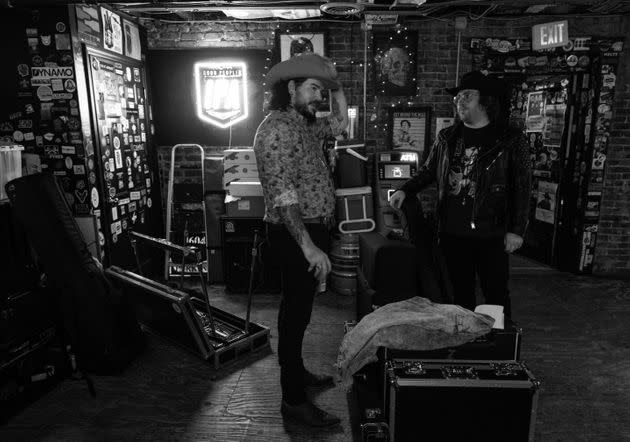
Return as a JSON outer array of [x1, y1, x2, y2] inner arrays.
[[253, 107, 344, 223]]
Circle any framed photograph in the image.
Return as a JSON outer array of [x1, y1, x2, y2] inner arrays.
[[373, 31, 418, 96], [388, 106, 431, 156], [276, 32, 326, 61]]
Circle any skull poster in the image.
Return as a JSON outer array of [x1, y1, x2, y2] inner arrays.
[[373, 31, 418, 96]]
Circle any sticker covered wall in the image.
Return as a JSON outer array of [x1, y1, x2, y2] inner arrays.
[[86, 51, 159, 266], [0, 7, 88, 216]]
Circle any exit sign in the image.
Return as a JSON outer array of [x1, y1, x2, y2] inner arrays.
[[532, 20, 569, 50]]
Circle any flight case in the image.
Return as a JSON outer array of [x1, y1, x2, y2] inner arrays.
[[385, 359, 540, 442]]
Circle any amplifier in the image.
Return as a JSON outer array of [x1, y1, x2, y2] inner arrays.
[[220, 217, 280, 294]]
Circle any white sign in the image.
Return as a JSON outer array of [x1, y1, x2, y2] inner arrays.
[[32, 67, 74, 79], [532, 20, 568, 51], [194, 61, 248, 128], [365, 14, 398, 26]]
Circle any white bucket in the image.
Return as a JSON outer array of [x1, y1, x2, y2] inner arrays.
[[0, 144, 24, 201]]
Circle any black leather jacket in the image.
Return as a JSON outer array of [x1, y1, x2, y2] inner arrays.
[[400, 122, 531, 237]]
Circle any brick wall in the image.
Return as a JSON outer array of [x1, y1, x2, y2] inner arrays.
[[146, 15, 630, 277]]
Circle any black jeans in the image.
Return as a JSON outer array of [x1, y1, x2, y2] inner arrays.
[[439, 233, 511, 318], [267, 222, 330, 405]]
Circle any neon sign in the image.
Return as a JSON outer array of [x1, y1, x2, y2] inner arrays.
[[194, 61, 248, 128]]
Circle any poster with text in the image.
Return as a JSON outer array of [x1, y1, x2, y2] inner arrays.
[[388, 107, 429, 155], [75, 5, 101, 46], [535, 180, 557, 224], [123, 19, 141, 60], [525, 91, 545, 132], [101, 8, 123, 54]]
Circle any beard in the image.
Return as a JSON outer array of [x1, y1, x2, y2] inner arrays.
[[294, 99, 318, 123]]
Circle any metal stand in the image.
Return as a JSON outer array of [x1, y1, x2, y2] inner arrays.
[[129, 230, 221, 342], [244, 229, 260, 334], [164, 144, 207, 281]]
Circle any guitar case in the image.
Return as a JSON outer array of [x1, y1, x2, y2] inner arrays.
[[5, 174, 145, 374]]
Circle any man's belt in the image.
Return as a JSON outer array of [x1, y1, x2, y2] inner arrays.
[[266, 216, 335, 229], [302, 216, 334, 227]]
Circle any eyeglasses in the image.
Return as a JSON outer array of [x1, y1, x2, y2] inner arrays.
[[453, 90, 480, 103]]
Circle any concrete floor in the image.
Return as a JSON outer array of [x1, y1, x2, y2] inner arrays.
[[2, 254, 630, 441]]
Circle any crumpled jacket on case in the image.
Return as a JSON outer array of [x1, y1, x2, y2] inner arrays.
[[336, 297, 494, 387]]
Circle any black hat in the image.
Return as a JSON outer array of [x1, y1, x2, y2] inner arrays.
[[446, 70, 507, 98]]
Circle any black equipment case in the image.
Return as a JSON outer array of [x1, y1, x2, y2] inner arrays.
[[345, 320, 526, 442], [6, 174, 145, 374], [385, 359, 540, 442], [384, 325, 522, 362], [105, 266, 270, 368]]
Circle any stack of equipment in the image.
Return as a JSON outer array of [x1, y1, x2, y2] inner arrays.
[[329, 141, 373, 297], [220, 149, 280, 293], [333, 141, 375, 235], [220, 217, 281, 294], [346, 318, 538, 442], [203, 153, 226, 283], [329, 233, 360, 296], [223, 149, 264, 218]]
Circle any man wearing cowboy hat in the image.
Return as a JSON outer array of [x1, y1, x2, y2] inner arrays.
[[253, 53, 348, 427], [390, 70, 531, 320]]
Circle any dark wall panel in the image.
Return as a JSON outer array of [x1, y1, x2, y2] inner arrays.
[[147, 48, 267, 147]]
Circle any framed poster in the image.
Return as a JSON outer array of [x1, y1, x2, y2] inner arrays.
[[525, 91, 545, 132], [123, 19, 141, 61], [373, 31, 418, 96], [75, 5, 101, 46], [535, 181, 558, 224], [277, 32, 326, 61], [388, 106, 431, 155], [101, 7, 122, 54]]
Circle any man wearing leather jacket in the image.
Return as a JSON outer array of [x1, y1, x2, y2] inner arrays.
[[390, 71, 531, 318]]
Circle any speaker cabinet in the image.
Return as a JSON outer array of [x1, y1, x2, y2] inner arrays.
[[220, 217, 281, 294]]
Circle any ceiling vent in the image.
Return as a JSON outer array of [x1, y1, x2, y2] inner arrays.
[[320, 2, 366, 19]]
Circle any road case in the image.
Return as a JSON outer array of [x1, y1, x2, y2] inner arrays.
[[385, 359, 540, 442]]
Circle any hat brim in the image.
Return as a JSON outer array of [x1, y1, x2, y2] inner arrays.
[[446, 86, 503, 97], [445, 86, 461, 96], [316, 77, 341, 90], [266, 54, 341, 90]]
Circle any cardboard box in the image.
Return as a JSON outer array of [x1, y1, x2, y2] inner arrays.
[[225, 196, 266, 217], [227, 181, 263, 197], [224, 149, 256, 168], [223, 163, 259, 188]]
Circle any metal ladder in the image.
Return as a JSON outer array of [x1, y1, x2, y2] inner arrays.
[[164, 144, 207, 281]]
